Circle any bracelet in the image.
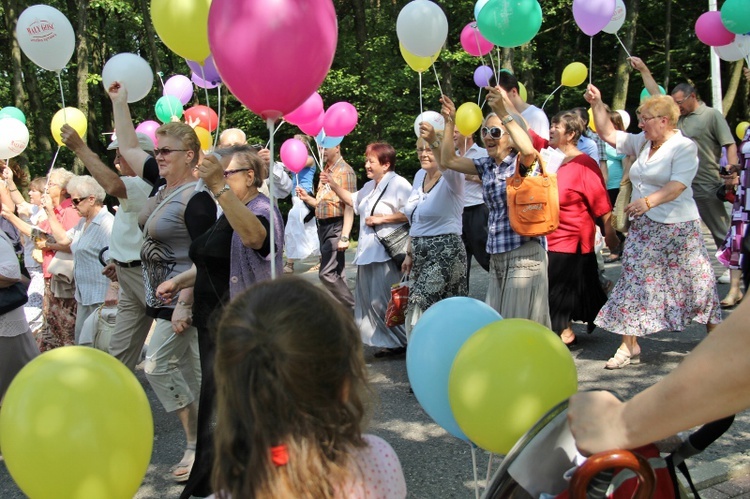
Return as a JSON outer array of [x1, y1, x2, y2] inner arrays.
[[430, 140, 441, 149], [9, 188, 17, 192], [177, 300, 193, 307], [643, 196, 652, 210], [501, 115, 514, 125]]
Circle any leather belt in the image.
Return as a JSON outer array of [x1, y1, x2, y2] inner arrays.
[[113, 259, 142, 268]]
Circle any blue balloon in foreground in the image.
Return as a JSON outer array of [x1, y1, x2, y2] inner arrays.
[[315, 131, 344, 148], [407, 297, 502, 441], [474, 0, 490, 20]]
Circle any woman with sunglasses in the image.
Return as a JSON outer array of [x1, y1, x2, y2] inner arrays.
[[109, 81, 218, 484], [438, 88, 551, 328], [155, 144, 284, 498], [586, 84, 721, 369], [43, 175, 114, 344], [400, 128, 467, 335]]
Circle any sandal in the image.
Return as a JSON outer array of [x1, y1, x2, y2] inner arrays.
[[720, 293, 743, 309], [283, 262, 295, 274], [604, 254, 621, 263], [604, 347, 640, 370], [373, 346, 406, 358], [170, 443, 196, 483]]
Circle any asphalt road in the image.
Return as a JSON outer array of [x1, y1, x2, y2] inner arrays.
[[2, 234, 748, 498]]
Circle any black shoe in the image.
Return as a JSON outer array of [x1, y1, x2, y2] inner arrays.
[[373, 347, 406, 358]]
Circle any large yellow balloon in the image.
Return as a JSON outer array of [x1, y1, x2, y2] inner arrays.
[[736, 121, 749, 140], [400, 43, 440, 73], [0, 347, 153, 499], [151, 0, 212, 63], [51, 107, 87, 146], [561, 62, 588, 87], [194, 125, 213, 150], [588, 107, 596, 132], [455, 102, 484, 136], [448, 319, 577, 454], [518, 81, 528, 103]]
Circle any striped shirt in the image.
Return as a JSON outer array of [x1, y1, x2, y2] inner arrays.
[[315, 158, 357, 220], [68, 207, 114, 305]]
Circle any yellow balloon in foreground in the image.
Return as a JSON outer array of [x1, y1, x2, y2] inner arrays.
[[455, 102, 484, 137], [400, 43, 440, 73], [736, 121, 749, 140], [448, 319, 577, 454], [561, 62, 588, 87], [51, 107, 87, 146], [518, 81, 528, 103], [151, 0, 211, 63], [588, 107, 596, 132], [0, 346, 153, 499]]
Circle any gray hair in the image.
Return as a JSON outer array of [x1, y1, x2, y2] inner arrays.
[[214, 145, 265, 188], [67, 175, 106, 204], [48, 168, 75, 189]]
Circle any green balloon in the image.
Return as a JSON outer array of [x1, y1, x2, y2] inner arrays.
[[721, 0, 750, 35], [640, 85, 666, 102], [477, 0, 543, 48], [0, 106, 26, 124], [154, 95, 184, 124]]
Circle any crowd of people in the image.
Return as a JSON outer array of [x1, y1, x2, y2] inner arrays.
[[1, 57, 749, 496]]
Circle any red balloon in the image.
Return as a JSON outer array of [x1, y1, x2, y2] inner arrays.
[[183, 105, 218, 132]]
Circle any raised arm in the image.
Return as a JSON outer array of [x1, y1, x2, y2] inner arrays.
[[107, 82, 150, 177], [60, 124, 127, 198], [41, 194, 72, 248], [486, 85, 536, 166], [584, 84, 617, 147], [319, 170, 353, 207], [629, 56, 661, 97], [438, 96, 479, 175]]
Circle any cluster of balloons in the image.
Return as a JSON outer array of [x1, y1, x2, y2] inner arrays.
[[407, 297, 577, 454], [282, 92, 359, 151], [695, 1, 750, 63], [0, 347, 153, 498], [572, 0, 618, 37], [0, 108, 29, 160]]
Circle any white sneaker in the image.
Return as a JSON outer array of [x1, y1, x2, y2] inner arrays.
[[717, 270, 731, 284]]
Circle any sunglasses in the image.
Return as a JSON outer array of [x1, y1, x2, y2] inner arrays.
[[153, 148, 188, 157], [223, 168, 251, 178], [71, 196, 91, 206], [481, 126, 505, 139], [250, 144, 264, 151]]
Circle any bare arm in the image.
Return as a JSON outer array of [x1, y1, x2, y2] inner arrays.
[[41, 196, 72, 248], [319, 171, 353, 206], [584, 84, 617, 147], [1, 208, 34, 237], [2, 167, 24, 207], [107, 82, 149, 177], [365, 212, 408, 227], [60, 124, 127, 199], [438, 96, 481, 175], [338, 205, 354, 251], [725, 142, 739, 167], [626, 180, 687, 218], [629, 56, 661, 97]]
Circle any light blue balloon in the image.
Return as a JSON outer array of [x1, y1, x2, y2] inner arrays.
[[406, 297, 502, 441], [640, 85, 666, 102], [0, 106, 26, 124], [315, 131, 343, 148], [474, 0, 490, 20]]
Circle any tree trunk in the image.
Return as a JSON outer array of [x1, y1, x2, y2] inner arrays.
[[612, 0, 641, 111], [23, 59, 53, 156], [663, 0, 672, 90], [138, 0, 162, 75], [3, 0, 26, 110], [722, 60, 744, 116], [74, 0, 89, 173]]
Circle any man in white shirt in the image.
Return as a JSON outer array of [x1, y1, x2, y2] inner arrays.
[[455, 129, 490, 288], [60, 125, 154, 371], [497, 71, 550, 140]]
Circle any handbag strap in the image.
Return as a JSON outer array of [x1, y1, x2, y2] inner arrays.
[[369, 181, 390, 217], [510, 150, 549, 189], [144, 182, 197, 234]]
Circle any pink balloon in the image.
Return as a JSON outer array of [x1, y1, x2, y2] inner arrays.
[[460, 22, 493, 57], [695, 11, 736, 47], [280, 138, 309, 174], [297, 111, 324, 136], [191, 72, 220, 89], [135, 120, 160, 146], [323, 102, 358, 137], [572, 0, 616, 36], [285, 92, 324, 126], [208, 0, 337, 121], [163, 75, 194, 105]]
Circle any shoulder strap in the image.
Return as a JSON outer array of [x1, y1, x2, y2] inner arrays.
[[369, 182, 390, 217], [144, 182, 198, 233]]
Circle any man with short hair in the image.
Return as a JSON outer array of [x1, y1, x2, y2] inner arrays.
[[218, 128, 246, 146], [60, 124, 154, 371], [496, 71, 550, 139], [296, 144, 356, 310]]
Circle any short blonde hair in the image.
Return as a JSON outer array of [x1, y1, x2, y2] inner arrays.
[[416, 131, 444, 150], [48, 168, 74, 189], [156, 122, 201, 165], [638, 95, 679, 128]]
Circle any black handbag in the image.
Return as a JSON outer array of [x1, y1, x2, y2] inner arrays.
[[0, 281, 29, 315], [370, 181, 410, 268]]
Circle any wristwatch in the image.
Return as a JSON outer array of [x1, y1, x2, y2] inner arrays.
[[213, 184, 231, 199], [501, 115, 514, 125], [339, 235, 350, 242], [430, 139, 441, 149]]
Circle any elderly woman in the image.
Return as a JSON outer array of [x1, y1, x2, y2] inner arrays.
[[438, 90, 550, 328], [110, 81, 218, 484], [586, 84, 721, 369], [319, 142, 412, 357], [44, 175, 114, 343], [156, 144, 284, 498], [401, 128, 467, 335]]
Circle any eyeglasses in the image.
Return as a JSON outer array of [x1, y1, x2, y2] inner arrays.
[[223, 168, 251, 178], [638, 115, 662, 125], [153, 148, 188, 157], [673, 94, 693, 105], [71, 196, 91, 206], [481, 126, 505, 139], [416, 147, 434, 155]]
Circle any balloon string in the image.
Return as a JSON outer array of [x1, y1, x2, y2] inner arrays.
[[200, 65, 210, 108], [265, 120, 285, 149], [157, 72, 178, 121], [419, 71, 424, 118], [305, 141, 323, 172], [485, 453, 494, 486], [431, 63, 444, 97], [488, 47, 497, 83], [295, 172, 299, 189], [614, 33, 632, 59], [470, 443, 480, 499], [266, 117, 277, 279], [472, 27, 484, 61], [45, 146, 62, 191], [589, 36, 593, 86], [212, 84, 222, 149], [477, 87, 482, 107], [541, 84, 562, 110], [56, 72, 67, 124]]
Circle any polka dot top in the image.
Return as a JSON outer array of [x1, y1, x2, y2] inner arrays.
[[338, 434, 407, 498]]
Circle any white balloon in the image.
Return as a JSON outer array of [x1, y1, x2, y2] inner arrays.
[[15, 5, 75, 72], [602, 0, 626, 34], [714, 35, 750, 62], [616, 109, 631, 131], [397, 0, 448, 57], [0, 118, 30, 160], [414, 111, 446, 138], [101, 53, 154, 103]]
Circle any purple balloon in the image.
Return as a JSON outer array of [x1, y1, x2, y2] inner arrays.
[[191, 72, 220, 89], [572, 0, 616, 36], [473, 65, 494, 87], [163, 75, 194, 105], [186, 55, 221, 84]]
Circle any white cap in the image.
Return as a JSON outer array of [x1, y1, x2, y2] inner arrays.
[[108, 132, 155, 152]]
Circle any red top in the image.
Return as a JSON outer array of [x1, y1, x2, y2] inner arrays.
[[38, 198, 81, 278], [530, 130, 611, 254]]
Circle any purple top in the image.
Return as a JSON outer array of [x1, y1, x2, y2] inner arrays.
[[229, 193, 284, 298]]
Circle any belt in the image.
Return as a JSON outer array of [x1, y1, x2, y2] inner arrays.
[[317, 216, 343, 226], [113, 259, 142, 268]]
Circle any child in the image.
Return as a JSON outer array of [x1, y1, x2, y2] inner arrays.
[[210, 277, 406, 498]]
